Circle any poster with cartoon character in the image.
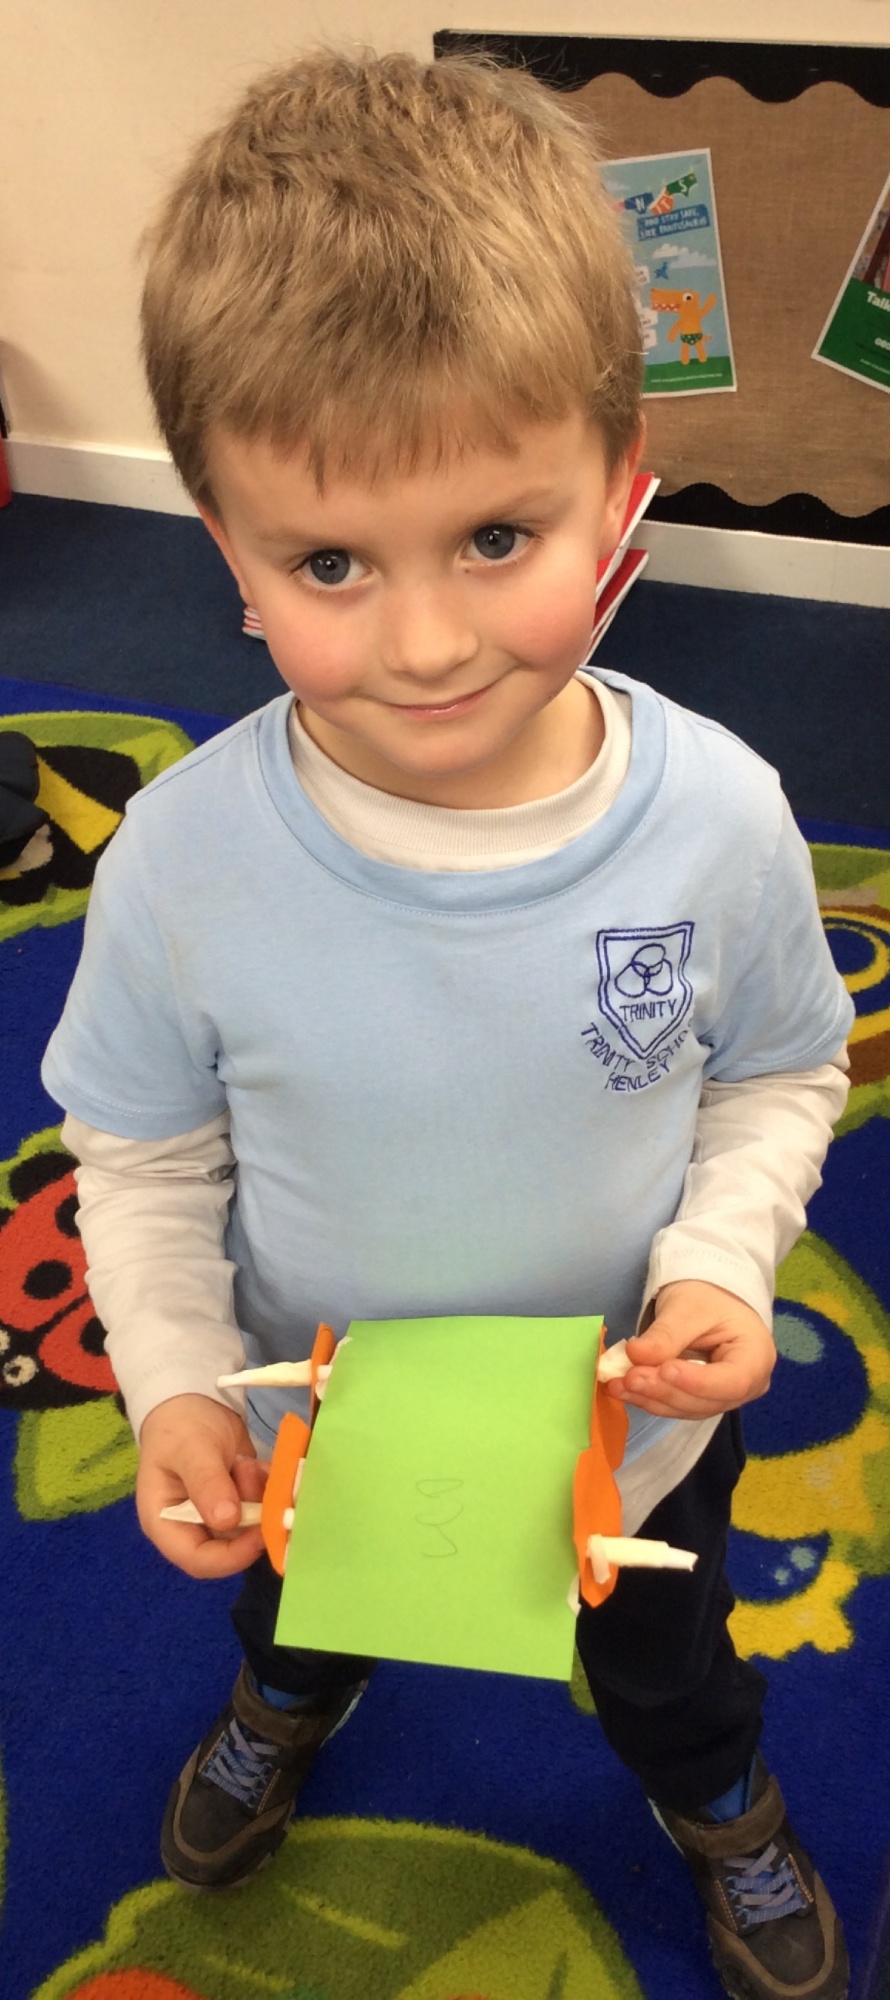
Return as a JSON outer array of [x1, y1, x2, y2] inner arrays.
[[814, 169, 890, 395], [600, 149, 736, 397]]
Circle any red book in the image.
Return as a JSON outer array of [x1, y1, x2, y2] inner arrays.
[[596, 470, 659, 592], [589, 547, 649, 655]]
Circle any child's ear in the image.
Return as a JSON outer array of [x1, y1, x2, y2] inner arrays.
[[598, 419, 647, 560], [195, 500, 250, 601]]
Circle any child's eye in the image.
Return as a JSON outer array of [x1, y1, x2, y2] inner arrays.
[[469, 524, 531, 563], [298, 549, 363, 589]]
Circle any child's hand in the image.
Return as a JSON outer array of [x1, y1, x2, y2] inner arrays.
[[605, 1280, 776, 1420], [137, 1393, 268, 1578]]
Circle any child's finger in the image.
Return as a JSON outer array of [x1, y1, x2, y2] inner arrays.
[[154, 1514, 265, 1579], [175, 1444, 246, 1532], [625, 1324, 690, 1367], [616, 1351, 764, 1416], [137, 1460, 266, 1575], [232, 1453, 269, 1503]]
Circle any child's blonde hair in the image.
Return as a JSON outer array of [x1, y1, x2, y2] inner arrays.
[[140, 48, 642, 508]]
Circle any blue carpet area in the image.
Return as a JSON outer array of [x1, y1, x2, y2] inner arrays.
[[0, 493, 283, 716]]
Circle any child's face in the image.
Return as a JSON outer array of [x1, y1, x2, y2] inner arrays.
[[200, 412, 642, 807]]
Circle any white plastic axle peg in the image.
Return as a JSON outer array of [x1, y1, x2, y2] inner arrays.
[[597, 1341, 632, 1382], [160, 1499, 264, 1528], [587, 1533, 698, 1585], [217, 1359, 335, 1393], [217, 1360, 314, 1389]]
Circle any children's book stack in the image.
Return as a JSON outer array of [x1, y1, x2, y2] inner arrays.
[[588, 469, 659, 655]]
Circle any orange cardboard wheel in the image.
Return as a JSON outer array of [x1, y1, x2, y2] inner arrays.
[[262, 1409, 311, 1576]]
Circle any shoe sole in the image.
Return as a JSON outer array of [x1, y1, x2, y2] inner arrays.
[[161, 1802, 296, 1895], [710, 1936, 850, 2000], [161, 1843, 279, 1894], [715, 1972, 849, 2000]]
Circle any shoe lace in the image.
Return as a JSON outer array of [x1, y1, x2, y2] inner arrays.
[[203, 1716, 282, 1811], [725, 1840, 810, 1930]]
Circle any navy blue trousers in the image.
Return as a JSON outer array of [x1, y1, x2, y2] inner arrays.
[[232, 1410, 766, 1812]]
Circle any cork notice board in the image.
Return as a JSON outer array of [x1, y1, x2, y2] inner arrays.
[[568, 76, 890, 515]]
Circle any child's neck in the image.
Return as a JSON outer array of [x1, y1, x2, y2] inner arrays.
[[299, 675, 605, 812]]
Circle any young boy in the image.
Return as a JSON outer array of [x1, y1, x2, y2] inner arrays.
[[43, 49, 853, 2000]]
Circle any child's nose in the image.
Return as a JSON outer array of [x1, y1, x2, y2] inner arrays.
[[381, 585, 479, 681]]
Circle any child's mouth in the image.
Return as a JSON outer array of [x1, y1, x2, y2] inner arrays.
[[388, 684, 492, 720]]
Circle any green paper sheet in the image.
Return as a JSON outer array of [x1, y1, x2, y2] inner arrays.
[[275, 1313, 603, 1680]]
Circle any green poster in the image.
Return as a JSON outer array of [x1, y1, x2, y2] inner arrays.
[[276, 1313, 603, 1680], [814, 170, 890, 394]]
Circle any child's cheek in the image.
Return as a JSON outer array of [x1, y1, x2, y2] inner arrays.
[[260, 595, 363, 701], [514, 578, 599, 674]]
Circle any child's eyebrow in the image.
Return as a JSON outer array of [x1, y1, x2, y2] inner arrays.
[[252, 525, 322, 551], [252, 486, 565, 552], [478, 485, 564, 515]]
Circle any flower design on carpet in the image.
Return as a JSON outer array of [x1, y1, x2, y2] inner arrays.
[[31, 1820, 644, 2000]]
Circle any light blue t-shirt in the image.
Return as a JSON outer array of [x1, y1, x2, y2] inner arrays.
[[42, 670, 853, 1456]]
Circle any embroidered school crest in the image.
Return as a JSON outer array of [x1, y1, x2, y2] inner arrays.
[[596, 923, 694, 1060]]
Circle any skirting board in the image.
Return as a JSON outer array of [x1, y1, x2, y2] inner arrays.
[[6, 434, 890, 609]]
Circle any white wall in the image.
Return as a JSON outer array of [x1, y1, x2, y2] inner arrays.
[[2, 1, 889, 464]]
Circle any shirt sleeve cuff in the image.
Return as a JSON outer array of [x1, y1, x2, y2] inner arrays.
[[639, 1234, 775, 1334]]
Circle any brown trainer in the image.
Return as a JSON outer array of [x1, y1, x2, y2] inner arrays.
[[653, 1756, 849, 1999], [161, 1660, 366, 1891]]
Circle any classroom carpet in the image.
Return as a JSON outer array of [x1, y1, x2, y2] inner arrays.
[[1, 671, 889, 2000]]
